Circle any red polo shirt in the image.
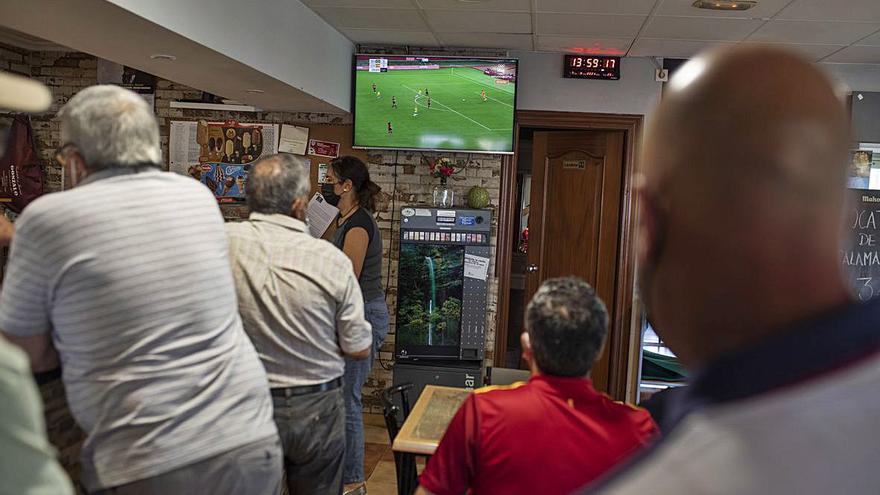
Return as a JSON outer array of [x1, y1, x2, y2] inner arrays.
[[418, 375, 657, 495]]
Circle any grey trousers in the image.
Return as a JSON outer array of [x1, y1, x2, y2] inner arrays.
[[273, 387, 346, 495], [91, 436, 283, 495]]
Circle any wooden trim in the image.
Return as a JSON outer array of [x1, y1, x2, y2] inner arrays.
[[494, 110, 644, 401], [494, 153, 518, 367], [392, 385, 471, 455]]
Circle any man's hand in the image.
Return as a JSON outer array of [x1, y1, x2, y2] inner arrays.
[[0, 215, 13, 247], [344, 345, 371, 360]]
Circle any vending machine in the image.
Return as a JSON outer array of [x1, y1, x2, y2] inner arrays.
[[392, 207, 492, 402]]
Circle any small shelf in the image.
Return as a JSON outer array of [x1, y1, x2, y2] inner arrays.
[[169, 101, 261, 112]]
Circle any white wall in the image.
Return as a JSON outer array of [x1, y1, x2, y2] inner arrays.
[[512, 51, 663, 120], [821, 63, 880, 94], [107, 0, 354, 111]]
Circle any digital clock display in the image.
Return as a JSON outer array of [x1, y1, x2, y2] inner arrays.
[[563, 55, 621, 80]]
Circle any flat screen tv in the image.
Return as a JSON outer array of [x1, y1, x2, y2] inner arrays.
[[396, 243, 464, 358], [353, 54, 517, 154]]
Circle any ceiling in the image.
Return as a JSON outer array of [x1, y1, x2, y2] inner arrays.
[[303, 0, 880, 63]]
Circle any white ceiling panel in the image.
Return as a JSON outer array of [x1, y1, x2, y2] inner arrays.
[[854, 30, 880, 46], [437, 32, 533, 50], [343, 29, 440, 46], [303, 0, 415, 8], [655, 0, 790, 18], [535, 0, 657, 15], [740, 42, 846, 62], [536, 13, 647, 37], [312, 7, 429, 30], [416, 0, 531, 12], [776, 0, 880, 23], [749, 20, 880, 45], [629, 38, 733, 57], [426, 11, 532, 33], [536, 36, 632, 54], [824, 45, 880, 64], [643, 16, 762, 41]]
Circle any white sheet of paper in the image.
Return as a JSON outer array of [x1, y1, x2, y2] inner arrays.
[[464, 254, 490, 281], [278, 124, 309, 155], [307, 192, 338, 238]]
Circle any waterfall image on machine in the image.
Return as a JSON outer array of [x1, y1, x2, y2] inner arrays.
[[396, 244, 465, 347], [425, 255, 436, 345]]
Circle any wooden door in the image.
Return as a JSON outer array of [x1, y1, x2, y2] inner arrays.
[[526, 130, 625, 392]]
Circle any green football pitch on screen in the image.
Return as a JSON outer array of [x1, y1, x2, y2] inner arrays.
[[354, 67, 515, 153]]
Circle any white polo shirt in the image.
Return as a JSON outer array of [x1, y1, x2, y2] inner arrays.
[[0, 168, 277, 491]]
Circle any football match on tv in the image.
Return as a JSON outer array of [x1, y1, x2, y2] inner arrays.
[[353, 55, 517, 153]]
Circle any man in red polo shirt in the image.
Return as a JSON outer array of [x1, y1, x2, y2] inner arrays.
[[417, 277, 657, 495]]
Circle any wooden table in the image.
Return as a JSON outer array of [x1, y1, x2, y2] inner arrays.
[[393, 385, 471, 455]]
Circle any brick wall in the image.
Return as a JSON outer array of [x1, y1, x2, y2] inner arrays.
[[358, 151, 502, 412], [1, 43, 504, 478]]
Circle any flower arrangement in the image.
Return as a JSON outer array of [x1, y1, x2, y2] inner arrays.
[[428, 157, 456, 185]]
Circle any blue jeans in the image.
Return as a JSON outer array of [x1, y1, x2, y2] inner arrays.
[[343, 296, 389, 484]]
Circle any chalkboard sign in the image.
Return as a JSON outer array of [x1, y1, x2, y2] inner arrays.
[[844, 189, 880, 301]]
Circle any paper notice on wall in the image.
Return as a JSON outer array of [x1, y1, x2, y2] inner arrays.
[[464, 254, 490, 281], [307, 192, 338, 238], [317, 163, 328, 184], [278, 124, 309, 155]]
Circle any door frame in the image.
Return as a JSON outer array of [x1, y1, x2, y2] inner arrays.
[[494, 110, 644, 402]]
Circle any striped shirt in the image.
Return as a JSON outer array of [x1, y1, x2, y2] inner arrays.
[[226, 213, 372, 388], [0, 168, 277, 491]]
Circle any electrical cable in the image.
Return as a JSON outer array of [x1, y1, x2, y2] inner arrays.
[[378, 152, 399, 371]]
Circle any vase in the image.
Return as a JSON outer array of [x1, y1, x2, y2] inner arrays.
[[432, 180, 454, 207]]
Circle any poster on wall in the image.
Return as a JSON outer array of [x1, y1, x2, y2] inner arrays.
[[308, 139, 340, 158], [169, 120, 279, 203]]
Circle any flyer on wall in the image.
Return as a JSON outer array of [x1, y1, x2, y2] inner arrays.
[[169, 120, 279, 203]]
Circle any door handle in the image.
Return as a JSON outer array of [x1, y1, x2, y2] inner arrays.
[[527, 264, 539, 273]]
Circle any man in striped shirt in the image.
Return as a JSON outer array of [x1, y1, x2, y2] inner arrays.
[[227, 153, 372, 495], [0, 85, 282, 494]]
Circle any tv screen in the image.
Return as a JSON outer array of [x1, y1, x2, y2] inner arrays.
[[353, 55, 517, 154], [396, 243, 464, 351]]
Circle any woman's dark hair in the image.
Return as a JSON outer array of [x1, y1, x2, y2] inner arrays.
[[330, 155, 381, 211]]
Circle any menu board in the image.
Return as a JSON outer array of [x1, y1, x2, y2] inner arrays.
[[844, 189, 880, 301]]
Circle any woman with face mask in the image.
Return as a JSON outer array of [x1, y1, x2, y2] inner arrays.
[[322, 156, 387, 495]]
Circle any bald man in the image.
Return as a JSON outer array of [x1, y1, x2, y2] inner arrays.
[[584, 46, 880, 494]]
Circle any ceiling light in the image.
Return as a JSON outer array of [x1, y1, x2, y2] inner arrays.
[[149, 53, 176, 61], [692, 0, 756, 10], [245, 89, 265, 94]]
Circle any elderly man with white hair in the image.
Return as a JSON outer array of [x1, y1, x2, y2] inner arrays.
[[0, 85, 282, 494]]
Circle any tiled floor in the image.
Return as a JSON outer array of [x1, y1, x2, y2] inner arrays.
[[363, 413, 398, 495]]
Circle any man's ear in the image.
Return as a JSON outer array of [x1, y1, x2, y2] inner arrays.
[[291, 196, 308, 220], [520, 331, 533, 362]]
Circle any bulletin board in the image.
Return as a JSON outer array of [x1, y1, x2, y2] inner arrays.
[[300, 123, 370, 194]]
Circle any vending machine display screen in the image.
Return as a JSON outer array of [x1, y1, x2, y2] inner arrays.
[[396, 244, 464, 349]]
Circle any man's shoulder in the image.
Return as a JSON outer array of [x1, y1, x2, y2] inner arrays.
[[468, 381, 534, 411]]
